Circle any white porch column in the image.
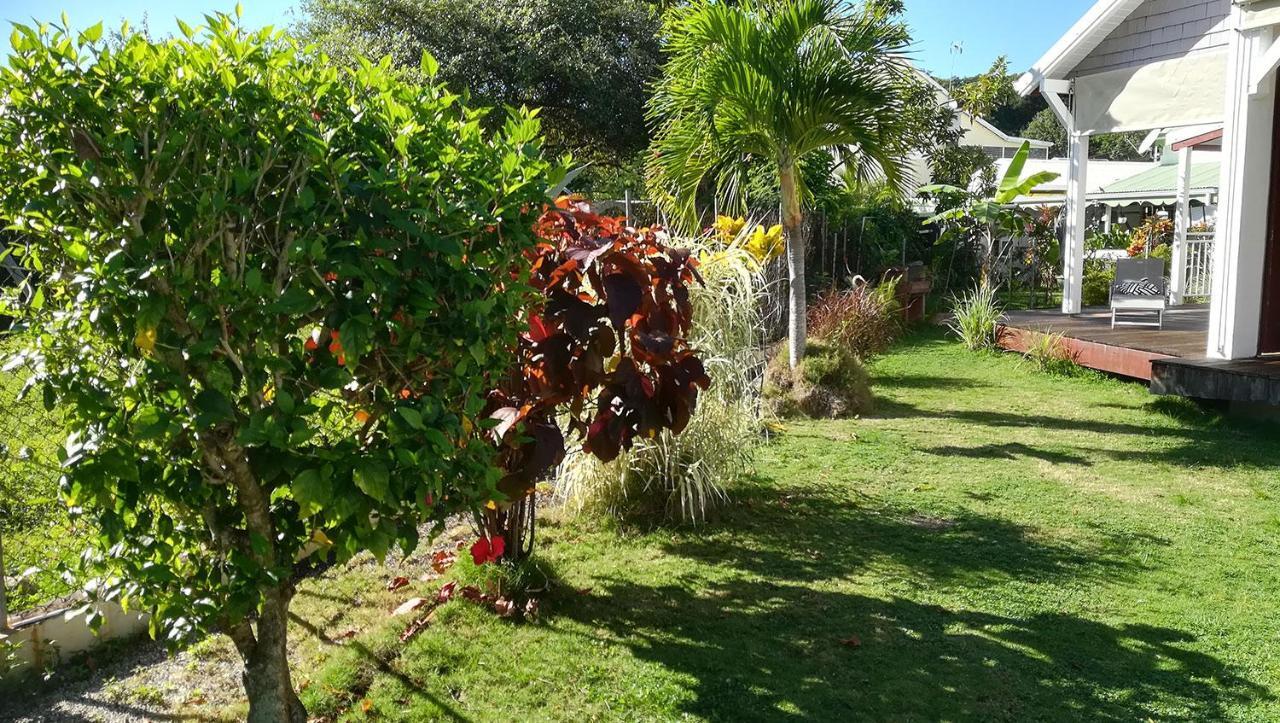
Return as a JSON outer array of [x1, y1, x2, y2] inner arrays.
[[1208, 19, 1276, 360], [1170, 146, 1192, 306], [1062, 131, 1090, 314]]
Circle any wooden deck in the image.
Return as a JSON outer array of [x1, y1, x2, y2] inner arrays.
[[999, 306, 1209, 381], [999, 305, 1280, 406]]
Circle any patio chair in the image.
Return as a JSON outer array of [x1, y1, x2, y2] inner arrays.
[[1110, 258, 1167, 329]]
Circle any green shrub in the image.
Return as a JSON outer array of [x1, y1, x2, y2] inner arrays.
[[764, 340, 872, 419], [554, 240, 765, 524], [0, 15, 553, 720], [948, 285, 1003, 351], [1023, 332, 1079, 376], [1150, 243, 1173, 274], [1082, 262, 1115, 307]]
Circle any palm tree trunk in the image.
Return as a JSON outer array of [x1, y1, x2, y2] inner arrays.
[[780, 156, 806, 368]]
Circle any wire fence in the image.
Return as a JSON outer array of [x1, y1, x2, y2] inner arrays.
[[0, 339, 80, 619]]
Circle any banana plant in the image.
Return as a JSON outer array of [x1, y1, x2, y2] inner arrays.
[[920, 141, 1059, 287]]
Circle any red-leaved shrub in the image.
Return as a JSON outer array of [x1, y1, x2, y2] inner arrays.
[[806, 282, 902, 361], [482, 197, 711, 559]]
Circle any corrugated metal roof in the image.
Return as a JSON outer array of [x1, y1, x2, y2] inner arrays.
[[1100, 162, 1221, 194]]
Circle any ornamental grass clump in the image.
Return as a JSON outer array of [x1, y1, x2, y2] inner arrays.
[[0, 15, 554, 722], [949, 284, 1004, 352], [1024, 332, 1080, 376], [763, 340, 872, 419]]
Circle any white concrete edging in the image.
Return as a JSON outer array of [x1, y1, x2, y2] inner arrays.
[[1, 601, 149, 679]]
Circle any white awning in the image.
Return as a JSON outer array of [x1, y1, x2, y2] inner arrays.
[[1242, 0, 1280, 31], [1074, 52, 1228, 134]]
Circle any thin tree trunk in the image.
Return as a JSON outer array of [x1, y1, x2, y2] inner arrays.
[[230, 587, 307, 723], [780, 156, 806, 368]]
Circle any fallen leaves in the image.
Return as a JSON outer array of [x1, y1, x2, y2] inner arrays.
[[392, 597, 429, 616], [839, 635, 862, 649], [386, 576, 410, 592], [430, 549, 455, 575], [437, 581, 458, 603], [400, 613, 433, 643]]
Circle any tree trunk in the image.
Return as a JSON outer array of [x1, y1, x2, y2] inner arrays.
[[780, 156, 806, 368], [500, 492, 535, 563], [230, 587, 307, 723]]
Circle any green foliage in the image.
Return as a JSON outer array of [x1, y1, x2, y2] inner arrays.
[[0, 335, 87, 613], [646, 0, 916, 226], [764, 340, 872, 419], [1022, 332, 1079, 376], [948, 285, 1003, 351], [1150, 242, 1173, 274], [297, 0, 662, 161], [924, 142, 1059, 287], [1020, 107, 1150, 161], [954, 56, 1017, 119], [1082, 262, 1116, 307], [1088, 227, 1134, 251], [1020, 108, 1068, 157], [0, 12, 554, 658], [929, 144, 994, 190]]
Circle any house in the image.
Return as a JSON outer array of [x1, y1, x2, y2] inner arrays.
[[1017, 0, 1280, 364], [906, 69, 1053, 194]]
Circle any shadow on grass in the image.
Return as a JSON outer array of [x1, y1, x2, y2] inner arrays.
[[871, 398, 1280, 471], [655, 477, 1142, 587], [551, 478, 1269, 720], [923, 441, 1095, 467], [289, 608, 473, 723], [560, 580, 1263, 721], [873, 373, 993, 391]]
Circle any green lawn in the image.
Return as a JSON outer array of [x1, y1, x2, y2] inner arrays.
[[13, 327, 1278, 720], [273, 328, 1279, 721]]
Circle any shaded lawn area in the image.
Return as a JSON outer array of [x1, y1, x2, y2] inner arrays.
[[9, 327, 1278, 721], [290, 328, 1279, 721]]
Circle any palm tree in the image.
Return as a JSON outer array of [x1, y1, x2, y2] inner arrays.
[[647, 0, 915, 367]]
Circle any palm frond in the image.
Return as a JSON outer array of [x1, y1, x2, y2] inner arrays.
[[647, 0, 915, 223]]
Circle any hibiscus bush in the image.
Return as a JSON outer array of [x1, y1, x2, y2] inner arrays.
[[483, 199, 710, 558], [0, 15, 553, 722]]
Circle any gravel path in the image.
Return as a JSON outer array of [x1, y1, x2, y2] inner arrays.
[[0, 516, 478, 722]]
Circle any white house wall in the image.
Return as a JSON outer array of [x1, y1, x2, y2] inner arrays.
[[1072, 0, 1231, 77]]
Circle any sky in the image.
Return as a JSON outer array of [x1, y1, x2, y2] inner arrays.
[[1, 0, 1098, 79]]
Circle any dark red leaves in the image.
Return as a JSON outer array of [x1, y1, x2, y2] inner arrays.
[[386, 576, 410, 592], [469, 536, 506, 565], [437, 581, 458, 603], [602, 273, 643, 329], [430, 550, 456, 575], [486, 199, 710, 509]]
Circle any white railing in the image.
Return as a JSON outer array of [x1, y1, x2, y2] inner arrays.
[[1184, 232, 1215, 299]]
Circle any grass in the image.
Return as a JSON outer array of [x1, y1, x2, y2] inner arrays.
[[9, 326, 1280, 720], [295, 327, 1280, 721], [0, 336, 85, 613]]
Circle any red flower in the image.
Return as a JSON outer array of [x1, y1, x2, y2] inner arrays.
[[469, 536, 506, 565]]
